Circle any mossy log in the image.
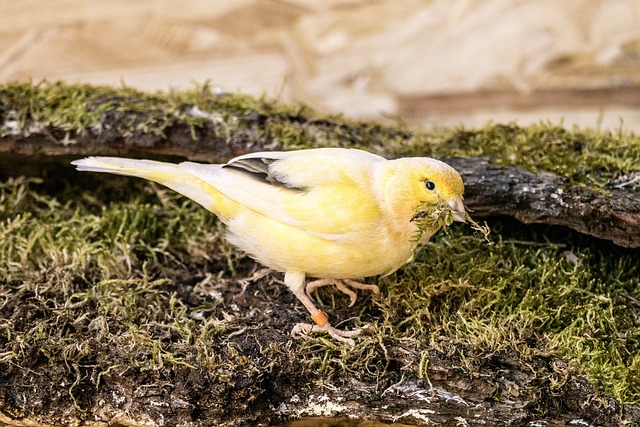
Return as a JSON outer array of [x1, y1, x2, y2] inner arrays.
[[1, 82, 639, 426], [447, 158, 640, 248], [1, 83, 639, 248]]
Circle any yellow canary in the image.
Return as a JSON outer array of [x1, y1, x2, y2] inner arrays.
[[72, 148, 466, 344]]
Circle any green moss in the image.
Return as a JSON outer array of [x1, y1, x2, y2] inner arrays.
[[1, 81, 639, 413], [0, 80, 311, 143], [5, 176, 637, 406], [298, 224, 639, 405], [399, 226, 639, 403], [0, 178, 232, 400], [2, 81, 638, 189], [413, 124, 640, 188]]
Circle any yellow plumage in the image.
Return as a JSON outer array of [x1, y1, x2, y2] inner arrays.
[[72, 148, 466, 344]]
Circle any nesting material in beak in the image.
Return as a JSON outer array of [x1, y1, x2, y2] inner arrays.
[[410, 196, 491, 245]]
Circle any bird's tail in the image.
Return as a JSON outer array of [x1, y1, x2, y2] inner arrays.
[[71, 157, 236, 218]]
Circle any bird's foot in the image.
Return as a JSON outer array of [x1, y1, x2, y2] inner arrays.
[[287, 273, 375, 346], [305, 278, 380, 307], [291, 321, 364, 346]]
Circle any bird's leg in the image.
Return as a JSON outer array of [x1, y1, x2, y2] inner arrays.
[[285, 271, 362, 345], [305, 278, 380, 307]]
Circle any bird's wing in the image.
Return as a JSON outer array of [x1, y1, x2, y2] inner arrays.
[[180, 148, 386, 240], [225, 148, 385, 189]]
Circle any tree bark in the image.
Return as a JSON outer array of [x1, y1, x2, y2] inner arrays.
[[1, 130, 638, 248], [446, 157, 640, 248]]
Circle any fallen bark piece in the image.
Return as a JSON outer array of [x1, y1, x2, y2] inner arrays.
[[447, 158, 640, 248]]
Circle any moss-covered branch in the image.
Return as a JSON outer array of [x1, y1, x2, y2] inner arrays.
[[2, 81, 639, 248]]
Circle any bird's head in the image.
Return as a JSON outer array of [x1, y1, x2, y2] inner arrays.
[[376, 157, 467, 240]]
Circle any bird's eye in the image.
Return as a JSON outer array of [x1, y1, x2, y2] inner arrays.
[[425, 180, 436, 191]]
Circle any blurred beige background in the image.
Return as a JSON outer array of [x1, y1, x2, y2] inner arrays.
[[2, 0, 640, 131]]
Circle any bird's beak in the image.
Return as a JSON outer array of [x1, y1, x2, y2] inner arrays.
[[448, 197, 467, 223]]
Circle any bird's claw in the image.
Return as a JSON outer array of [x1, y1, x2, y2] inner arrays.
[[291, 321, 366, 346]]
